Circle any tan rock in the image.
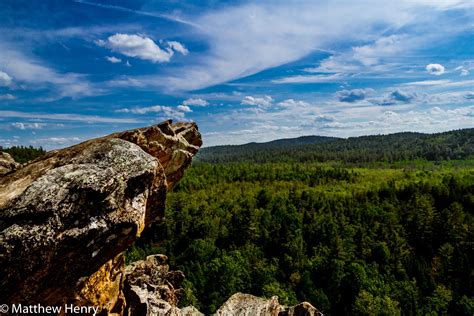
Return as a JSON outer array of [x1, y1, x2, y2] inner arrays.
[[0, 121, 201, 312], [123, 254, 184, 315], [0, 152, 20, 176], [214, 293, 323, 316]]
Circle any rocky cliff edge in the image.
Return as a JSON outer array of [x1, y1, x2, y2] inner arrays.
[[0, 120, 321, 315]]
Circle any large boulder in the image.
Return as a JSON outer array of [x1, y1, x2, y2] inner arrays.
[[0, 152, 20, 176], [215, 293, 323, 316], [0, 120, 202, 312]]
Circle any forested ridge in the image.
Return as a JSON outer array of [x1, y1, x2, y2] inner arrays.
[[198, 128, 474, 164], [127, 128, 474, 315]]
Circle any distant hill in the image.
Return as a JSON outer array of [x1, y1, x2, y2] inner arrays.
[[197, 128, 474, 163], [259, 135, 338, 147], [200, 135, 336, 162]]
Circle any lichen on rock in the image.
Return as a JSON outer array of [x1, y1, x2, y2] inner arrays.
[[0, 121, 201, 313], [215, 293, 322, 316]]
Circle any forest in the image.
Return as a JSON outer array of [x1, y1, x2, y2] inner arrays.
[[127, 128, 474, 315], [0, 145, 45, 163]]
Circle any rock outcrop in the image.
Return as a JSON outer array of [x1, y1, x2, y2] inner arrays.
[[0, 152, 20, 176], [215, 293, 322, 316], [0, 120, 321, 315], [0, 120, 202, 313]]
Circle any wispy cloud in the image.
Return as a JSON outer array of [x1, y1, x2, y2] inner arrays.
[[0, 94, 16, 100], [277, 99, 311, 109], [403, 79, 474, 87], [465, 92, 474, 100], [126, 1, 421, 91], [336, 89, 374, 103], [101, 1, 473, 93], [11, 122, 47, 130], [0, 71, 13, 87], [30, 136, 81, 147], [116, 105, 190, 120], [182, 98, 209, 107], [371, 89, 417, 106], [303, 34, 424, 78], [72, 0, 199, 27], [241, 95, 273, 107], [273, 74, 344, 84], [456, 66, 469, 76], [0, 111, 139, 123], [0, 42, 101, 99], [106, 56, 122, 63]]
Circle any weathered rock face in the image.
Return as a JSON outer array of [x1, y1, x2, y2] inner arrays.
[[0, 152, 20, 176], [215, 293, 322, 316], [122, 254, 203, 316], [0, 120, 201, 312]]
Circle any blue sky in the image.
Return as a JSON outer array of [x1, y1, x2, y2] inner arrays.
[[0, 0, 473, 149]]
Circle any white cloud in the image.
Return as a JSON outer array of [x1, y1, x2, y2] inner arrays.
[[403, 79, 474, 87], [304, 34, 424, 77], [11, 122, 46, 130], [373, 89, 416, 106], [0, 94, 16, 100], [182, 98, 209, 107], [314, 105, 474, 138], [35, 136, 81, 145], [455, 66, 469, 76], [0, 71, 13, 87], [106, 56, 122, 63], [97, 33, 187, 63], [241, 95, 273, 107], [177, 105, 192, 112], [167, 41, 189, 55], [277, 99, 310, 108], [402, 79, 451, 86], [273, 73, 343, 84], [353, 35, 408, 67], [426, 63, 445, 75], [116, 105, 189, 119], [336, 89, 374, 103]]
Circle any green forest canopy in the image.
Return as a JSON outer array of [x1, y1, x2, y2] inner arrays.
[[0, 145, 45, 164], [128, 128, 474, 315]]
